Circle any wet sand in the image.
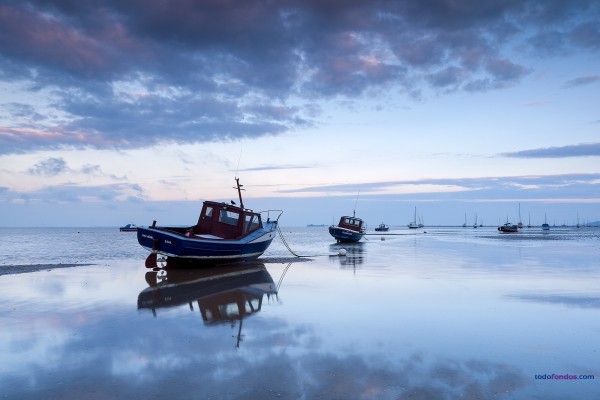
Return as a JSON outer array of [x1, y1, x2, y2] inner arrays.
[[0, 256, 310, 276], [0, 263, 95, 276]]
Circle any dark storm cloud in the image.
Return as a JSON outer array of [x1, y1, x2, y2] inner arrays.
[[0, 0, 599, 154], [501, 143, 600, 158]]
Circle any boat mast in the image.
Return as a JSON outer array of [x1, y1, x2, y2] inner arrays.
[[235, 177, 245, 209]]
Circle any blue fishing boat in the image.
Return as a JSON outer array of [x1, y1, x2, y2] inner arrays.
[[137, 178, 282, 265], [329, 212, 366, 243]]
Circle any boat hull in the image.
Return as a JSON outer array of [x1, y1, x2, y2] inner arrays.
[[329, 226, 364, 243], [137, 223, 277, 263]]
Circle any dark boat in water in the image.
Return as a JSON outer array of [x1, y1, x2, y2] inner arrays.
[[137, 178, 282, 265], [329, 211, 366, 243], [119, 224, 138, 232], [498, 221, 519, 233], [374, 223, 389, 232]]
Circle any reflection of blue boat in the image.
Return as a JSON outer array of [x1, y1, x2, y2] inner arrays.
[[138, 262, 276, 320], [138, 261, 276, 347], [137, 178, 282, 264], [329, 212, 366, 243]]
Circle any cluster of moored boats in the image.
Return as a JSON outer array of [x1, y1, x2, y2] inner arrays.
[[124, 180, 564, 266]]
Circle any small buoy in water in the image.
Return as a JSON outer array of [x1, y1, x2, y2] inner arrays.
[[381, 236, 385, 241], [338, 248, 347, 256]]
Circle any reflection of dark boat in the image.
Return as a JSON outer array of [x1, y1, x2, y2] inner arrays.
[[138, 262, 276, 322], [329, 211, 366, 243], [120, 224, 137, 232], [137, 178, 282, 264], [329, 242, 365, 268], [374, 223, 389, 232]]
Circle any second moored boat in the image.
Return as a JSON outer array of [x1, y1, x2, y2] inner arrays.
[[329, 211, 366, 243]]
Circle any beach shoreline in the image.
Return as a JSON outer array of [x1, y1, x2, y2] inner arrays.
[[0, 263, 95, 276], [0, 257, 310, 276]]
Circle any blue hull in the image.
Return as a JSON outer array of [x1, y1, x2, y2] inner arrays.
[[329, 226, 364, 243], [137, 223, 277, 262]]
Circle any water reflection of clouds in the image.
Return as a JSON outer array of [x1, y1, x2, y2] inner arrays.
[[3, 230, 600, 399], [3, 313, 532, 399], [507, 293, 600, 309], [0, 263, 534, 399]]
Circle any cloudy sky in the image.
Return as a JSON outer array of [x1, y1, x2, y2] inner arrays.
[[0, 0, 599, 227]]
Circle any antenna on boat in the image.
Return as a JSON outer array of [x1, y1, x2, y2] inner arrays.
[[233, 149, 245, 209], [353, 191, 360, 217], [234, 177, 245, 209]]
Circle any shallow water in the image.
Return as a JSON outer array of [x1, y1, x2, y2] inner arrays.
[[1, 226, 599, 399]]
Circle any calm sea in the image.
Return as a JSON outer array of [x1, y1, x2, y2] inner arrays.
[[1, 225, 599, 399]]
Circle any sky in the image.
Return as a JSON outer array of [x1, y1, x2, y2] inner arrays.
[[0, 0, 599, 227]]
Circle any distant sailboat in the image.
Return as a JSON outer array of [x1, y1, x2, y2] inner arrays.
[[473, 213, 478, 228], [542, 214, 550, 231], [462, 213, 467, 228], [517, 203, 523, 229], [527, 213, 532, 228], [407, 207, 419, 229]]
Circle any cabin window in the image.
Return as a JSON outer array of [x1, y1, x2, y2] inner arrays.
[[344, 218, 359, 227], [221, 302, 241, 318], [219, 209, 240, 226], [246, 298, 260, 312], [204, 207, 213, 217], [244, 214, 261, 233]]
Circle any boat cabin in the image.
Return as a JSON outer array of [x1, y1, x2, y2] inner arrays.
[[193, 201, 263, 239], [337, 216, 364, 232]]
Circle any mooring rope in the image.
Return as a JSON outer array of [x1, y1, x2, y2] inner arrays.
[[276, 225, 336, 258]]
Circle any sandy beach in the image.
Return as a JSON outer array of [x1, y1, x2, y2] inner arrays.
[[0, 263, 95, 276]]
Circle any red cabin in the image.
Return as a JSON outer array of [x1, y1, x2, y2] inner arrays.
[[193, 201, 263, 240], [336, 216, 364, 232]]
